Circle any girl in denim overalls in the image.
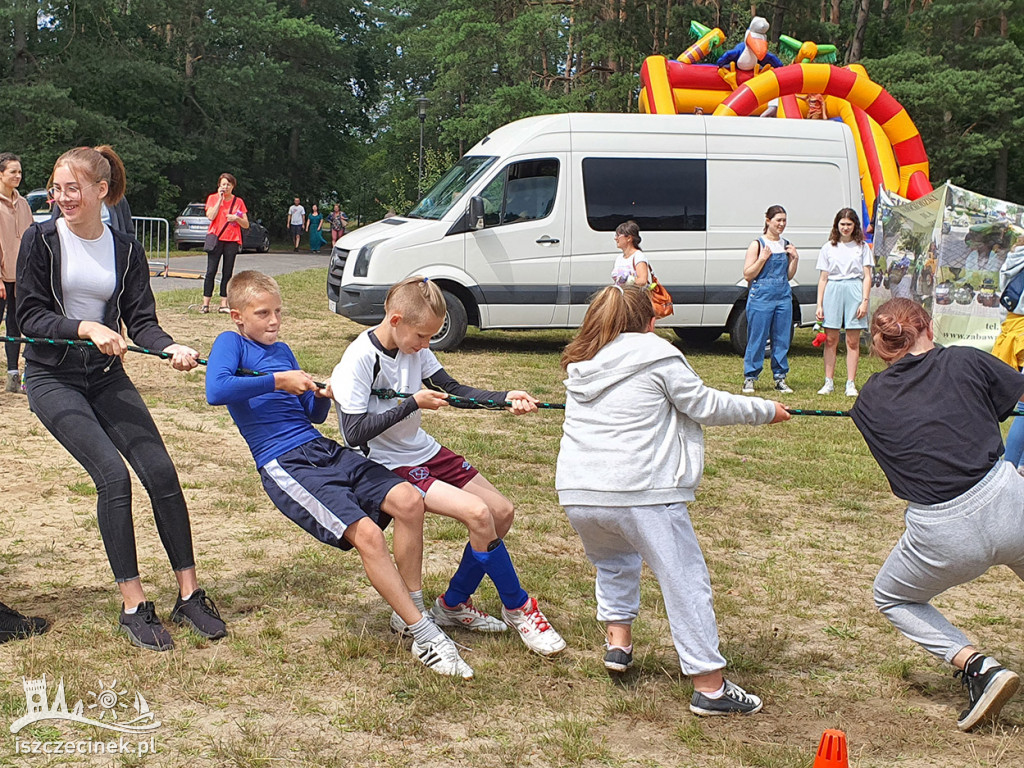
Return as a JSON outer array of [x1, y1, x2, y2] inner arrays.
[[742, 205, 799, 393]]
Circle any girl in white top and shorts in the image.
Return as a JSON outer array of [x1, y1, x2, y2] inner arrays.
[[815, 208, 873, 396]]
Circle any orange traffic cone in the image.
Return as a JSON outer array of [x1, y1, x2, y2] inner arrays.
[[813, 729, 849, 768]]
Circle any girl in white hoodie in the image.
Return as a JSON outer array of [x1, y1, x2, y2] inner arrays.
[[556, 285, 789, 716]]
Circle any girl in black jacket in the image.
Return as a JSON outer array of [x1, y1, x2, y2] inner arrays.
[[17, 145, 227, 652]]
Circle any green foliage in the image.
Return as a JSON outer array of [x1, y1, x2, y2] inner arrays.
[[2, 0, 1023, 228]]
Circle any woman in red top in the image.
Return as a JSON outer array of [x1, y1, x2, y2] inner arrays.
[[201, 173, 249, 314]]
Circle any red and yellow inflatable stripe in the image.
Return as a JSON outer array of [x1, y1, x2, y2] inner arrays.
[[713, 63, 931, 199]]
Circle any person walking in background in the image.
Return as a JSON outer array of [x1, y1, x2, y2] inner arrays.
[[17, 146, 227, 651], [557, 285, 789, 715], [287, 197, 305, 252], [815, 208, 873, 397], [742, 205, 799, 394], [201, 173, 249, 314], [327, 204, 348, 246], [992, 232, 1024, 473], [0, 152, 32, 393], [306, 204, 325, 254], [610, 220, 650, 287]]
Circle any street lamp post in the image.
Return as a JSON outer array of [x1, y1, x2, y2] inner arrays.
[[416, 96, 430, 199]]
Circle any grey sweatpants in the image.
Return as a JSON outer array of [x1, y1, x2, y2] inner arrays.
[[564, 502, 727, 676], [873, 460, 1024, 663]]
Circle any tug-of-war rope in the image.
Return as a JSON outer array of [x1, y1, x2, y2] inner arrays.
[[6, 336, 1022, 417]]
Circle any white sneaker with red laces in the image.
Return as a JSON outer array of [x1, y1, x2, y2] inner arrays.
[[501, 596, 566, 657], [430, 596, 507, 633]]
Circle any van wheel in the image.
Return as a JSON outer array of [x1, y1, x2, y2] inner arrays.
[[431, 290, 468, 351], [674, 328, 721, 347], [728, 307, 797, 356]]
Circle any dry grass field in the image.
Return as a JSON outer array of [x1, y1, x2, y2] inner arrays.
[[0, 267, 1021, 767]]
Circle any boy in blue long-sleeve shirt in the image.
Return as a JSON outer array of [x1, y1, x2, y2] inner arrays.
[[205, 270, 472, 678]]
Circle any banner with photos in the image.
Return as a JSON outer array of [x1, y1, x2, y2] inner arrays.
[[871, 183, 1024, 351]]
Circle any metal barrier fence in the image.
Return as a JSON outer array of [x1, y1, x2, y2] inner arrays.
[[134, 216, 171, 277]]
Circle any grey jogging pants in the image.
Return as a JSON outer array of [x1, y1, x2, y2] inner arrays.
[[564, 502, 728, 676], [873, 460, 1024, 663]]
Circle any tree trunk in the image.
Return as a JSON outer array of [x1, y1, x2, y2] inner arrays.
[[848, 0, 870, 63], [830, 0, 841, 25], [881, 0, 892, 24], [12, 0, 31, 80], [995, 147, 1008, 199]]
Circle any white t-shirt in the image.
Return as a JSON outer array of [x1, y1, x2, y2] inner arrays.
[[331, 330, 443, 469], [816, 240, 872, 280], [610, 249, 649, 286], [56, 218, 116, 322], [288, 205, 305, 225]]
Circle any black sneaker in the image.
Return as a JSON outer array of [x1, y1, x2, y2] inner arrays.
[[0, 601, 50, 643], [170, 589, 227, 640], [954, 654, 1020, 731], [689, 680, 763, 716], [773, 378, 794, 394], [603, 645, 634, 673], [119, 602, 174, 652]]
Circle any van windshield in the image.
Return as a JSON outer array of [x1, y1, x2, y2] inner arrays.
[[407, 156, 496, 220]]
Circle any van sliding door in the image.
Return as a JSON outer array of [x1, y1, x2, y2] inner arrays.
[[464, 156, 566, 327], [569, 156, 707, 325]]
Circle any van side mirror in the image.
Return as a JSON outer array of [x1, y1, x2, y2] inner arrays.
[[469, 196, 485, 230]]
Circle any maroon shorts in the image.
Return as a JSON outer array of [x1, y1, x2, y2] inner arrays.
[[393, 446, 479, 492]]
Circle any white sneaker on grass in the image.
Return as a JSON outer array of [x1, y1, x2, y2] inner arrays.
[[817, 379, 834, 395], [845, 380, 858, 397], [430, 596, 507, 633], [742, 378, 756, 394], [501, 597, 566, 657], [411, 632, 474, 679], [389, 610, 414, 638]]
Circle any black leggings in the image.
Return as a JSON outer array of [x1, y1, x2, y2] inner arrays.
[[0, 281, 21, 370], [25, 349, 196, 582], [203, 240, 240, 299]]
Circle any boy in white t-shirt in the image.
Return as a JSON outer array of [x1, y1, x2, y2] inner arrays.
[[814, 208, 873, 397], [332, 276, 566, 657]]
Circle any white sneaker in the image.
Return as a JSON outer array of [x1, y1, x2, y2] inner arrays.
[[430, 596, 507, 633], [845, 381, 858, 397], [389, 610, 414, 638], [817, 379, 834, 395], [411, 632, 474, 679], [501, 597, 566, 657], [742, 378, 756, 394]]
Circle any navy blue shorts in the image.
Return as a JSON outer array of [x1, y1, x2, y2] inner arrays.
[[260, 437, 403, 551]]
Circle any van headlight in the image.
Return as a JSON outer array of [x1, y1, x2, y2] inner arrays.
[[353, 240, 383, 277]]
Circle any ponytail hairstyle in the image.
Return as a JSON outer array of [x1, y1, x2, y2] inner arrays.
[[0, 153, 21, 174], [869, 298, 932, 364], [829, 207, 864, 246], [384, 275, 447, 325], [614, 219, 642, 249], [763, 204, 786, 233], [561, 285, 654, 369], [48, 145, 127, 205]]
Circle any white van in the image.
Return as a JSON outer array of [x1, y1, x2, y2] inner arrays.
[[327, 113, 861, 352]]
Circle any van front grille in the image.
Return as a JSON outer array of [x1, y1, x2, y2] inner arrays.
[[329, 250, 349, 280]]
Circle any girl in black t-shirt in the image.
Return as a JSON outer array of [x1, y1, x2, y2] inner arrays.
[[849, 298, 1024, 732]]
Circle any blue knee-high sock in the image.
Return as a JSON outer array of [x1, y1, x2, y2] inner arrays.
[[442, 543, 487, 607], [472, 540, 529, 610]]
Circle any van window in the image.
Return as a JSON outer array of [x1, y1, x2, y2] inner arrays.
[[479, 159, 559, 228], [408, 155, 496, 220], [582, 158, 706, 231]]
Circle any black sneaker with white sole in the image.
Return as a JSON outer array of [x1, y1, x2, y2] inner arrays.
[[603, 645, 633, 673], [119, 602, 174, 652], [955, 654, 1020, 731], [170, 589, 227, 640], [689, 680, 763, 716], [0, 601, 50, 643]]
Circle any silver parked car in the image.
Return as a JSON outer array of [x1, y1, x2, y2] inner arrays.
[[174, 202, 271, 253], [26, 188, 52, 223]]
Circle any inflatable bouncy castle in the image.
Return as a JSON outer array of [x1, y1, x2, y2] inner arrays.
[[640, 19, 933, 219]]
